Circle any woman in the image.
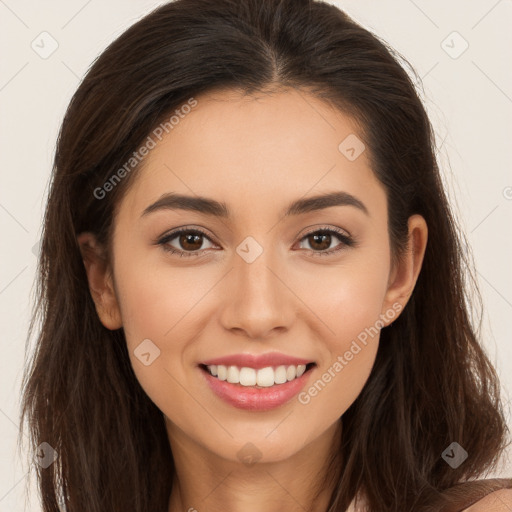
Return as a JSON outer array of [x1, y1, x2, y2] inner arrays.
[[19, 0, 511, 510]]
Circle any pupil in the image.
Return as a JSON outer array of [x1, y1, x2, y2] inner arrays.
[[181, 233, 202, 250], [311, 233, 330, 250]]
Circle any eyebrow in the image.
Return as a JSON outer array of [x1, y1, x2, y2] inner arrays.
[[141, 190, 369, 219]]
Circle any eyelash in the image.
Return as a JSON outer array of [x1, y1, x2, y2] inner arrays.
[[156, 225, 355, 259]]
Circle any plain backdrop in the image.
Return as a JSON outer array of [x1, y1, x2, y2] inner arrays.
[[1, 1, 511, 510]]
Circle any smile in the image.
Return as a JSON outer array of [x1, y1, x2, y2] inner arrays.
[[199, 363, 316, 411], [203, 363, 312, 387]]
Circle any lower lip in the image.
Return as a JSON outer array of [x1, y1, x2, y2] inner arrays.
[[200, 365, 314, 411]]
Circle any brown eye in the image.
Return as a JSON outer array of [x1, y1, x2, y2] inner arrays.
[[306, 232, 333, 251], [179, 232, 204, 251], [158, 228, 216, 257], [297, 228, 354, 256]]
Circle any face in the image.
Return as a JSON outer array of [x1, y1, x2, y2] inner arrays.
[[80, 88, 425, 465]]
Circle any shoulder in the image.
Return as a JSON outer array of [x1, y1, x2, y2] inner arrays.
[[462, 488, 512, 511]]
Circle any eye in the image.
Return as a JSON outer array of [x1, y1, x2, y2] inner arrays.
[[156, 225, 355, 258], [296, 227, 354, 256], [157, 227, 217, 257]]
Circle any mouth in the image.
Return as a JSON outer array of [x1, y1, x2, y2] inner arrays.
[[198, 361, 317, 411], [199, 362, 317, 388]]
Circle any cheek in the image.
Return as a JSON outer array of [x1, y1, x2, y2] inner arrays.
[[114, 251, 209, 347], [296, 287, 384, 437], [112, 254, 221, 408], [291, 254, 389, 424], [291, 251, 391, 341], [115, 280, 192, 418]]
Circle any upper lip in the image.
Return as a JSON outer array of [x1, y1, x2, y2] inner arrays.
[[201, 352, 314, 369]]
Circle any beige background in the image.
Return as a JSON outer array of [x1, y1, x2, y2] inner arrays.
[[1, 0, 511, 510]]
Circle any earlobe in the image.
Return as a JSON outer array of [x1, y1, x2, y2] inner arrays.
[[381, 215, 428, 324], [76, 232, 123, 330]]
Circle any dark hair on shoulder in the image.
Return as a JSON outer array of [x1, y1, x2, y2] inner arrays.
[[18, 0, 510, 511]]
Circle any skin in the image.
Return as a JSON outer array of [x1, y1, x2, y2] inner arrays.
[[78, 88, 429, 512], [464, 489, 512, 511]]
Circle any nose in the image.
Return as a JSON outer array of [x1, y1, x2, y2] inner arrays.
[[218, 242, 295, 340]]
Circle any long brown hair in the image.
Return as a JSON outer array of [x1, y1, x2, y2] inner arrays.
[[18, 0, 510, 510]]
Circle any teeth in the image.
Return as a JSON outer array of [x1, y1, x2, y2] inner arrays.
[[257, 367, 274, 387], [274, 365, 287, 384], [239, 367, 256, 386], [217, 365, 227, 381], [205, 364, 308, 387]]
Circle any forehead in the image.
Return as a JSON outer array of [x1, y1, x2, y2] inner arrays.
[[117, 87, 385, 222]]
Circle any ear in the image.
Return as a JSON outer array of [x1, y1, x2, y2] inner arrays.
[[77, 232, 123, 330], [381, 214, 428, 324]]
